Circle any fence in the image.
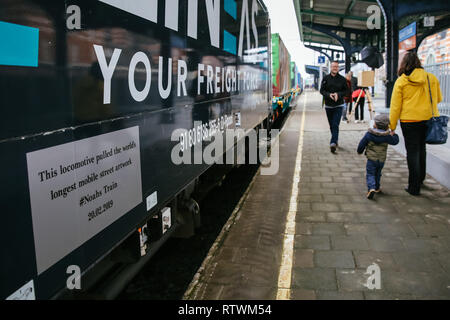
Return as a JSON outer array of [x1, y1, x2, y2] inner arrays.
[[424, 61, 450, 117]]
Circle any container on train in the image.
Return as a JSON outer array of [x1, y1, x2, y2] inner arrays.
[[291, 62, 302, 92], [271, 33, 292, 97]]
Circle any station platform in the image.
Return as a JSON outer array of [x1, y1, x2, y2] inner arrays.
[[183, 90, 450, 300]]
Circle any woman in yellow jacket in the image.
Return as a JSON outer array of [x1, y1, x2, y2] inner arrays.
[[389, 52, 443, 195]]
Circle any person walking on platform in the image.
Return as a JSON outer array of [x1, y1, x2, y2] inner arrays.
[[352, 87, 366, 123], [342, 72, 353, 122], [389, 51, 443, 196], [357, 114, 399, 199], [320, 61, 350, 153]]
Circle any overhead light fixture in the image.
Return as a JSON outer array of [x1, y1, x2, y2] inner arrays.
[[310, 0, 314, 9]]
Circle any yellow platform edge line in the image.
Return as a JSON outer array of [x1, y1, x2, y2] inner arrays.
[[276, 93, 307, 300]]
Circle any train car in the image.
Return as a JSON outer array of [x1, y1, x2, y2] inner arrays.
[[270, 34, 304, 121], [291, 62, 303, 93], [270, 33, 291, 120], [298, 72, 304, 93], [290, 61, 296, 88], [271, 33, 291, 97], [289, 62, 303, 98], [0, 0, 271, 300]]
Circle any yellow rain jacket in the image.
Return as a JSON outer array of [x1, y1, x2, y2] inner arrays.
[[389, 68, 442, 130]]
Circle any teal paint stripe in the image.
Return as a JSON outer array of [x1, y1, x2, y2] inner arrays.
[[0, 21, 39, 67], [224, 0, 237, 20], [223, 30, 236, 55]]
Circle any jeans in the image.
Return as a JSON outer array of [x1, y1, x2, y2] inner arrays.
[[401, 121, 428, 194], [325, 106, 343, 145], [355, 97, 365, 120], [366, 159, 385, 191]]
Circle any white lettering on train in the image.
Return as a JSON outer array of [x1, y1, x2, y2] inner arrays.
[[98, 0, 260, 55], [93, 45, 263, 104], [128, 51, 151, 102], [93, 45, 121, 104]]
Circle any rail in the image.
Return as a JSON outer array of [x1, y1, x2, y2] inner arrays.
[[424, 61, 450, 117]]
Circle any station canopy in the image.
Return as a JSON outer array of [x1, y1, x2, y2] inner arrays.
[[293, 0, 381, 49], [293, 0, 450, 52], [293, 0, 450, 105]]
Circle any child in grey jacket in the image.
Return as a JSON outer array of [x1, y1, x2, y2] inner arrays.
[[357, 114, 399, 199]]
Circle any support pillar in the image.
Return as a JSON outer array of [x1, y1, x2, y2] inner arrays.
[[385, 11, 398, 108], [345, 51, 351, 73], [378, 0, 399, 108]]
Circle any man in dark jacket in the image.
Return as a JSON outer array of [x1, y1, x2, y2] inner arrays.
[[320, 61, 350, 153]]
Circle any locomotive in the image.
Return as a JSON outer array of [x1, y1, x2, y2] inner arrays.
[[0, 0, 301, 299]]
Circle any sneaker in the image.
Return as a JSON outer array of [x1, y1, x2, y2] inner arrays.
[[367, 189, 376, 199], [354, 120, 359, 123], [330, 143, 337, 153], [375, 188, 382, 193]]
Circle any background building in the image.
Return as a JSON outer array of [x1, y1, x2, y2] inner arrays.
[[418, 28, 449, 65]]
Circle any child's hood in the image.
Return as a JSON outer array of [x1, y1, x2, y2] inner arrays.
[[365, 129, 397, 145], [368, 127, 390, 136]]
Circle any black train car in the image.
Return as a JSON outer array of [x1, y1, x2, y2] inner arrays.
[[0, 0, 271, 299]]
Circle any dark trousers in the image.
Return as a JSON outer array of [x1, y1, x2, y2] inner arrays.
[[325, 106, 343, 145], [400, 121, 428, 194], [355, 97, 365, 120], [366, 159, 385, 191]]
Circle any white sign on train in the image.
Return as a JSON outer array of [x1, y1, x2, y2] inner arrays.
[[26, 126, 142, 275]]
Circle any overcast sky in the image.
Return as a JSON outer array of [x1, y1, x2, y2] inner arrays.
[[262, 0, 318, 79]]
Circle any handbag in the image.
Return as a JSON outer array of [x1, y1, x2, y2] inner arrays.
[[425, 75, 448, 144]]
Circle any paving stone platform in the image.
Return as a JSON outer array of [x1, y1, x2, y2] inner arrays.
[[184, 91, 450, 300]]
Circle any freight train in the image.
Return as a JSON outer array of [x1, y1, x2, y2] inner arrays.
[[0, 0, 302, 300], [271, 33, 303, 121]]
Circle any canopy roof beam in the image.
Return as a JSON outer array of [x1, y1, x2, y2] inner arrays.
[[339, 0, 357, 27], [301, 9, 367, 21]]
